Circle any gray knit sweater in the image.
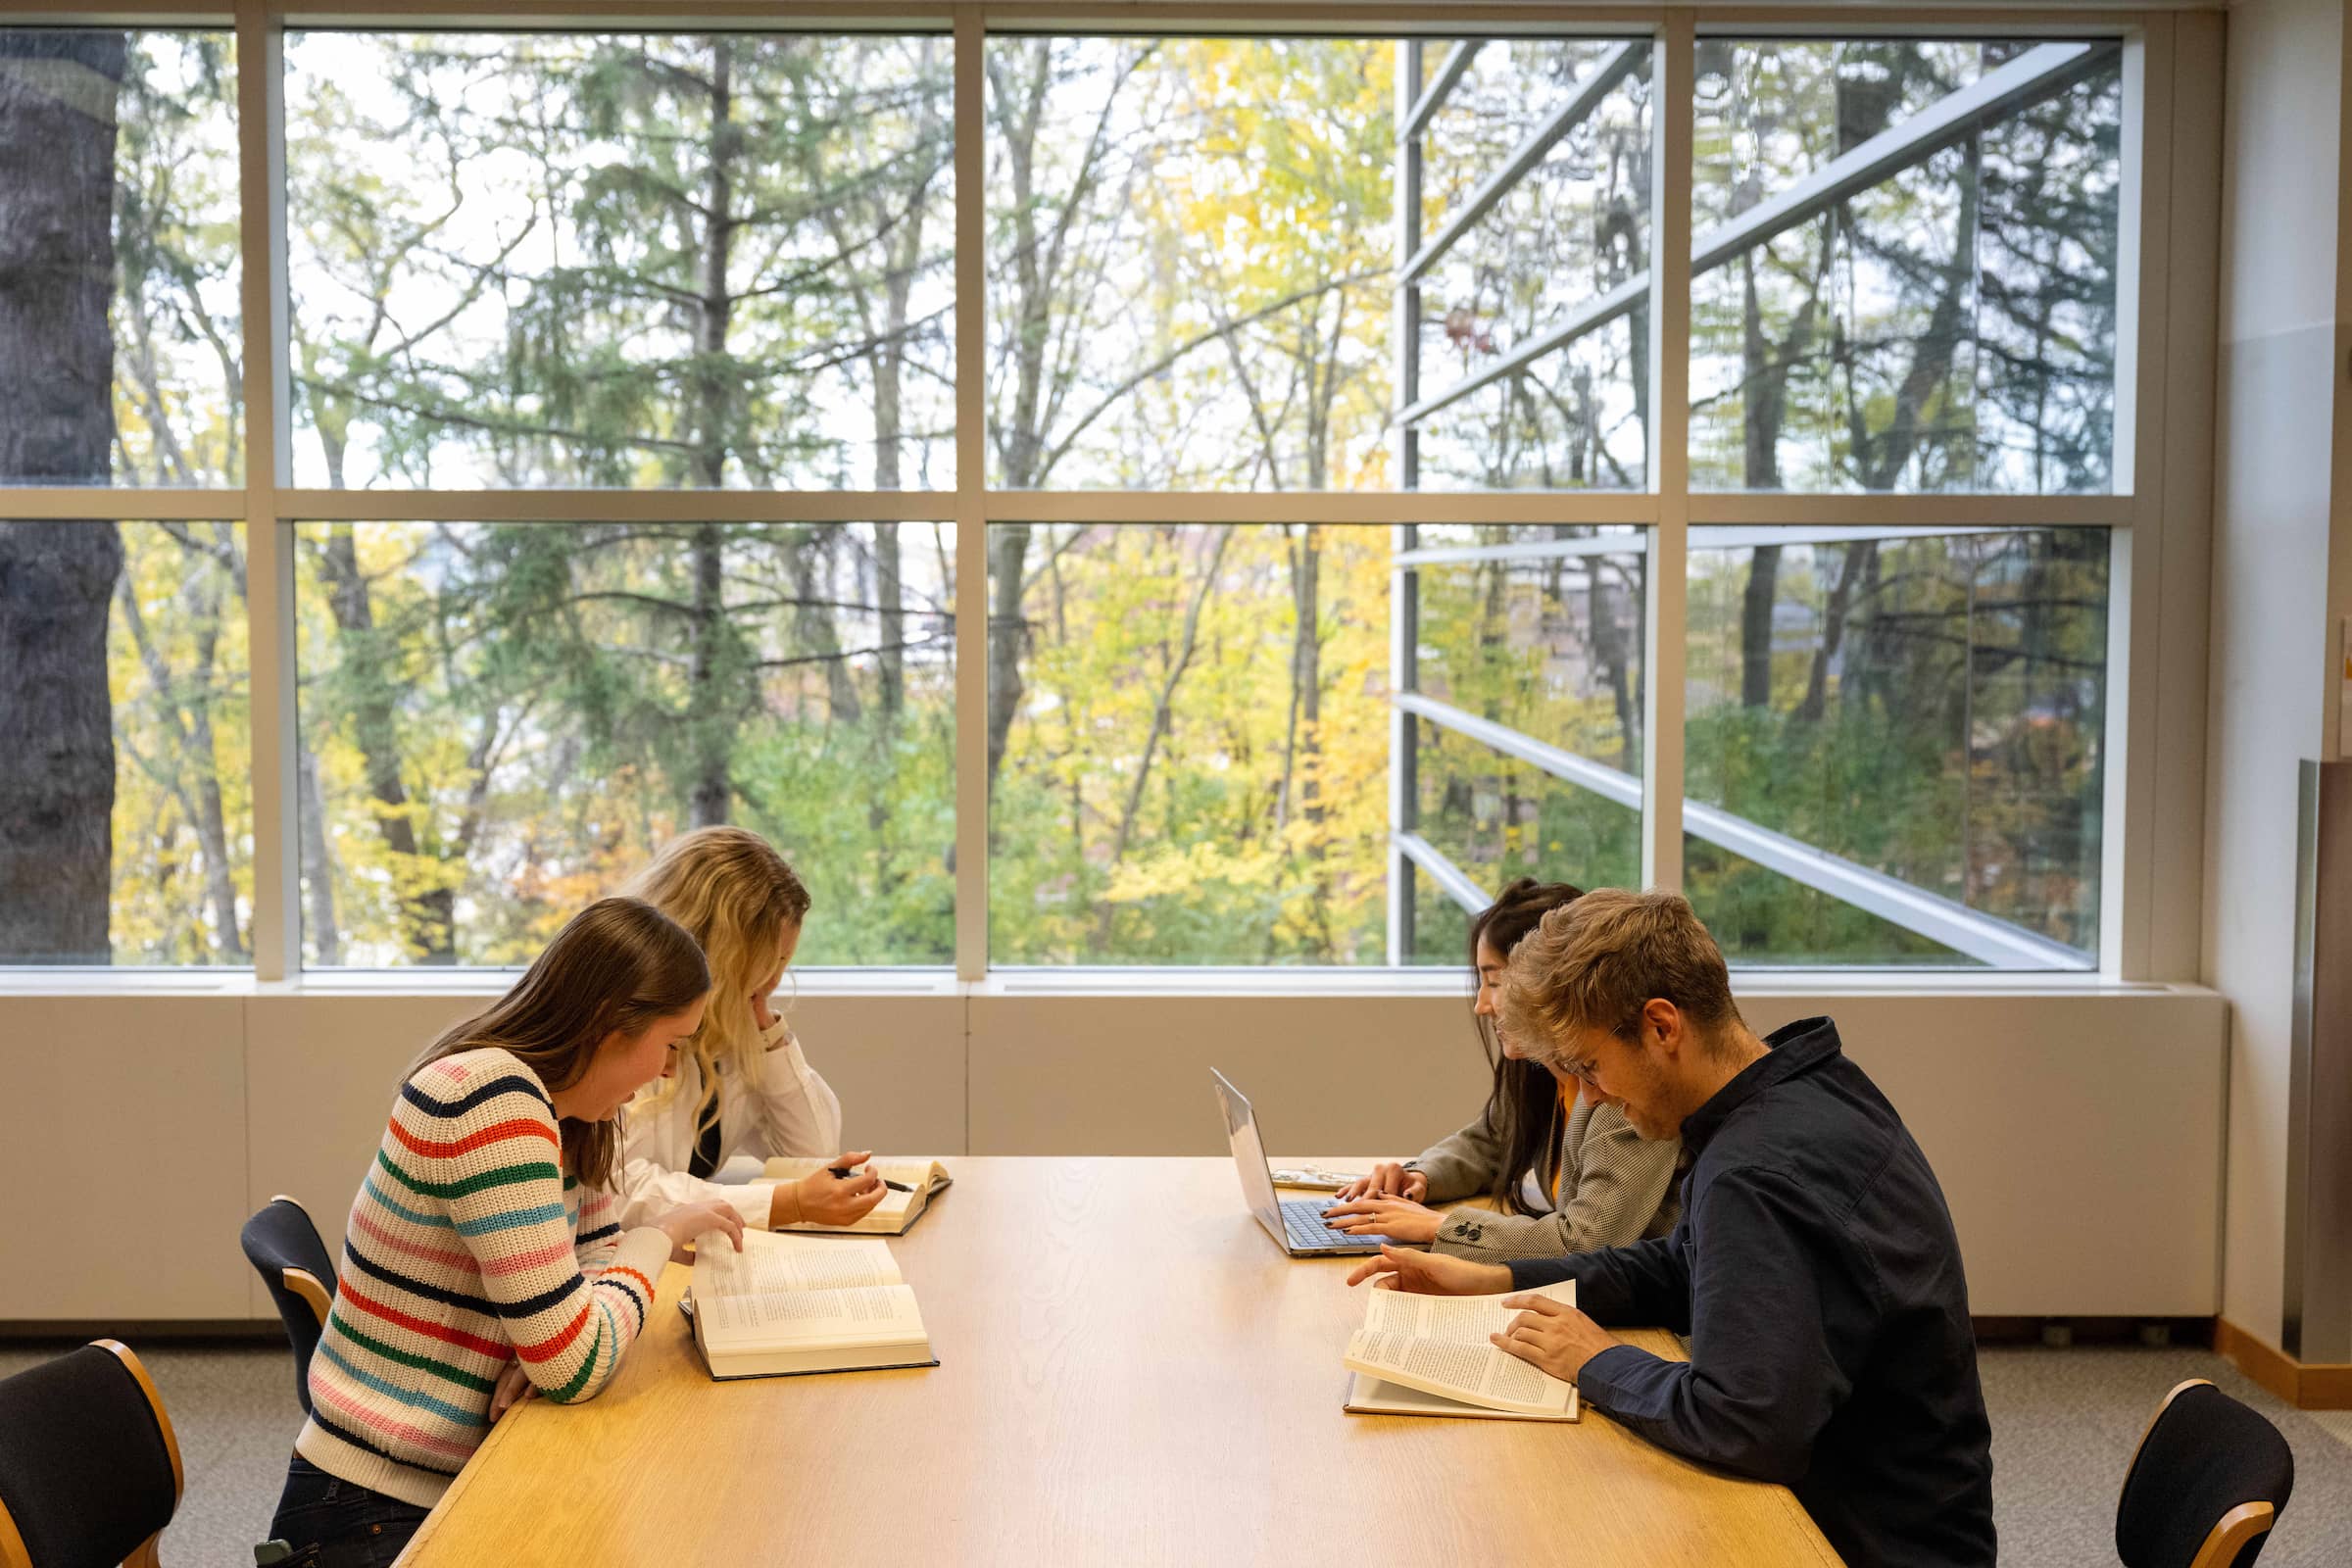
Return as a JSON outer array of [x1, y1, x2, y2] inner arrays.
[[1414, 1093, 1683, 1263]]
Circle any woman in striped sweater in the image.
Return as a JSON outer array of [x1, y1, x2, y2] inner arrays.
[[267, 898, 747, 1565]]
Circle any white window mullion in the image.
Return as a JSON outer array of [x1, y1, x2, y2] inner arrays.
[[953, 3, 990, 983], [238, 0, 299, 982], [1642, 11, 1693, 897]]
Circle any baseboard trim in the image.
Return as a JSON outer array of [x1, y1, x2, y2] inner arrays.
[[2216, 1318, 2352, 1409], [1970, 1315, 2216, 1347], [0, 1319, 281, 1344]]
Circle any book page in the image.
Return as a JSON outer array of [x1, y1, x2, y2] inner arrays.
[[1360, 1280, 1573, 1344], [1343, 1282, 1576, 1416], [699, 1282, 928, 1351], [694, 1229, 901, 1303]]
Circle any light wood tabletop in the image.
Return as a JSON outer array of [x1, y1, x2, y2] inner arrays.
[[395, 1157, 1840, 1567]]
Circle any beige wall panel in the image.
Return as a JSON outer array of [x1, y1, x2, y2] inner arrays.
[[0, 997, 249, 1319], [967, 992, 1491, 1157], [756, 995, 967, 1154], [970, 988, 2226, 1316], [1740, 993, 2227, 1318]]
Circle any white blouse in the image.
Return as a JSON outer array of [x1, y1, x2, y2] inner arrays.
[[613, 1019, 843, 1230]]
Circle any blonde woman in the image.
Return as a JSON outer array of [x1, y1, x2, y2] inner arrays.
[[615, 826, 886, 1233]]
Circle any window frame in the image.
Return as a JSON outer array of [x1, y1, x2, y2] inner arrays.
[[0, 1, 2199, 988]]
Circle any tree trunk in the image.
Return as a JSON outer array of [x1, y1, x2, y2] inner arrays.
[[984, 524, 1031, 814], [298, 740, 341, 965], [0, 526, 122, 961], [687, 523, 731, 827], [0, 31, 128, 961], [691, 38, 739, 491], [1095, 526, 1235, 944], [313, 523, 455, 961], [1798, 541, 1875, 723], [875, 523, 905, 723], [1290, 526, 1325, 842], [1737, 248, 1800, 713], [789, 529, 862, 724], [1740, 546, 1782, 710], [1585, 546, 1639, 775]]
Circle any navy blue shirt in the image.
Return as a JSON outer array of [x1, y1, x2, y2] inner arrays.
[[1509, 1016, 1993, 1568]]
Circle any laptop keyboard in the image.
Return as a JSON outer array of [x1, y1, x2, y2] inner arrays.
[[1282, 1199, 1383, 1250]]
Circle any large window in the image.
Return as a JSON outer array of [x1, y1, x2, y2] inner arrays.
[[1689, 40, 2123, 493], [1682, 528, 2106, 968], [285, 32, 954, 490], [0, 15, 2156, 979], [0, 522, 251, 964], [0, 30, 243, 491], [295, 521, 953, 966], [988, 523, 1392, 963]]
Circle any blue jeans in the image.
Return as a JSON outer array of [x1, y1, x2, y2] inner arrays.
[[267, 1453, 431, 1568]]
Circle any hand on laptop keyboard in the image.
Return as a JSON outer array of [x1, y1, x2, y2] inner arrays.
[[1318, 1196, 1443, 1244]]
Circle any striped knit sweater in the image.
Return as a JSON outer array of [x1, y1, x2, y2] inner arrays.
[[294, 1048, 674, 1508]]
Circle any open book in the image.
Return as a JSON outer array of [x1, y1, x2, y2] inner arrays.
[[1342, 1281, 1580, 1421], [761, 1156, 954, 1236], [689, 1229, 937, 1380]]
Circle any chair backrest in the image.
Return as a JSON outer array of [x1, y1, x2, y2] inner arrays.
[[239, 1195, 337, 1415], [0, 1341, 183, 1568], [2117, 1377, 2296, 1568]]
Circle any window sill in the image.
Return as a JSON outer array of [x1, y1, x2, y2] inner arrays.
[[0, 967, 2209, 1002]]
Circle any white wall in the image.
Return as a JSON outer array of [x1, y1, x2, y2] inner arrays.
[[0, 983, 2225, 1324], [2208, 0, 2352, 1345]]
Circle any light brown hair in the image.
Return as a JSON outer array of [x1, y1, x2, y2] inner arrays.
[[409, 897, 711, 1190], [624, 827, 811, 1124], [1496, 888, 1743, 1063]]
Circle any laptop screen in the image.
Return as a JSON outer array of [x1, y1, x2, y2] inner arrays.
[[1210, 1068, 1284, 1237]]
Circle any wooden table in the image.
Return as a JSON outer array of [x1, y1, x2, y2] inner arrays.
[[397, 1158, 1839, 1567]]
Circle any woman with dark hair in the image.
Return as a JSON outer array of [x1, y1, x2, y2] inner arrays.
[[265, 897, 749, 1565], [1322, 878, 1683, 1263]]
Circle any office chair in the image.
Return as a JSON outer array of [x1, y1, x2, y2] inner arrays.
[[0, 1340, 184, 1568], [2116, 1376, 2295, 1568], [240, 1195, 336, 1415]]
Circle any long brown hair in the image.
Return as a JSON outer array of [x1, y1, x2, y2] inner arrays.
[[409, 897, 710, 1190], [624, 827, 811, 1129], [1468, 877, 1587, 1216]]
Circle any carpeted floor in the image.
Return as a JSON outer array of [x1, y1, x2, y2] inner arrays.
[[4, 1338, 2348, 1563]]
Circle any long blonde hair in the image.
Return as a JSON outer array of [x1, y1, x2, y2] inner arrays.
[[624, 827, 811, 1125], [408, 897, 710, 1190]]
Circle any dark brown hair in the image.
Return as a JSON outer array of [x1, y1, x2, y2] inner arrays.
[[1467, 877, 1587, 1216], [408, 897, 711, 1190]]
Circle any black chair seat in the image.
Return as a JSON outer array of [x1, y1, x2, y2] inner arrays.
[[2117, 1377, 2294, 1568], [0, 1340, 183, 1568]]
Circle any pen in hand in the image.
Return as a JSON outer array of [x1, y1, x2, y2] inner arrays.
[[829, 1164, 914, 1194]]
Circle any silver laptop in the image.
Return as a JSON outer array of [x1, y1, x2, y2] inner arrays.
[[1210, 1068, 1390, 1257]]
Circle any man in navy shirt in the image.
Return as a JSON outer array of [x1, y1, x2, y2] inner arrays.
[[1352, 889, 1993, 1568]]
